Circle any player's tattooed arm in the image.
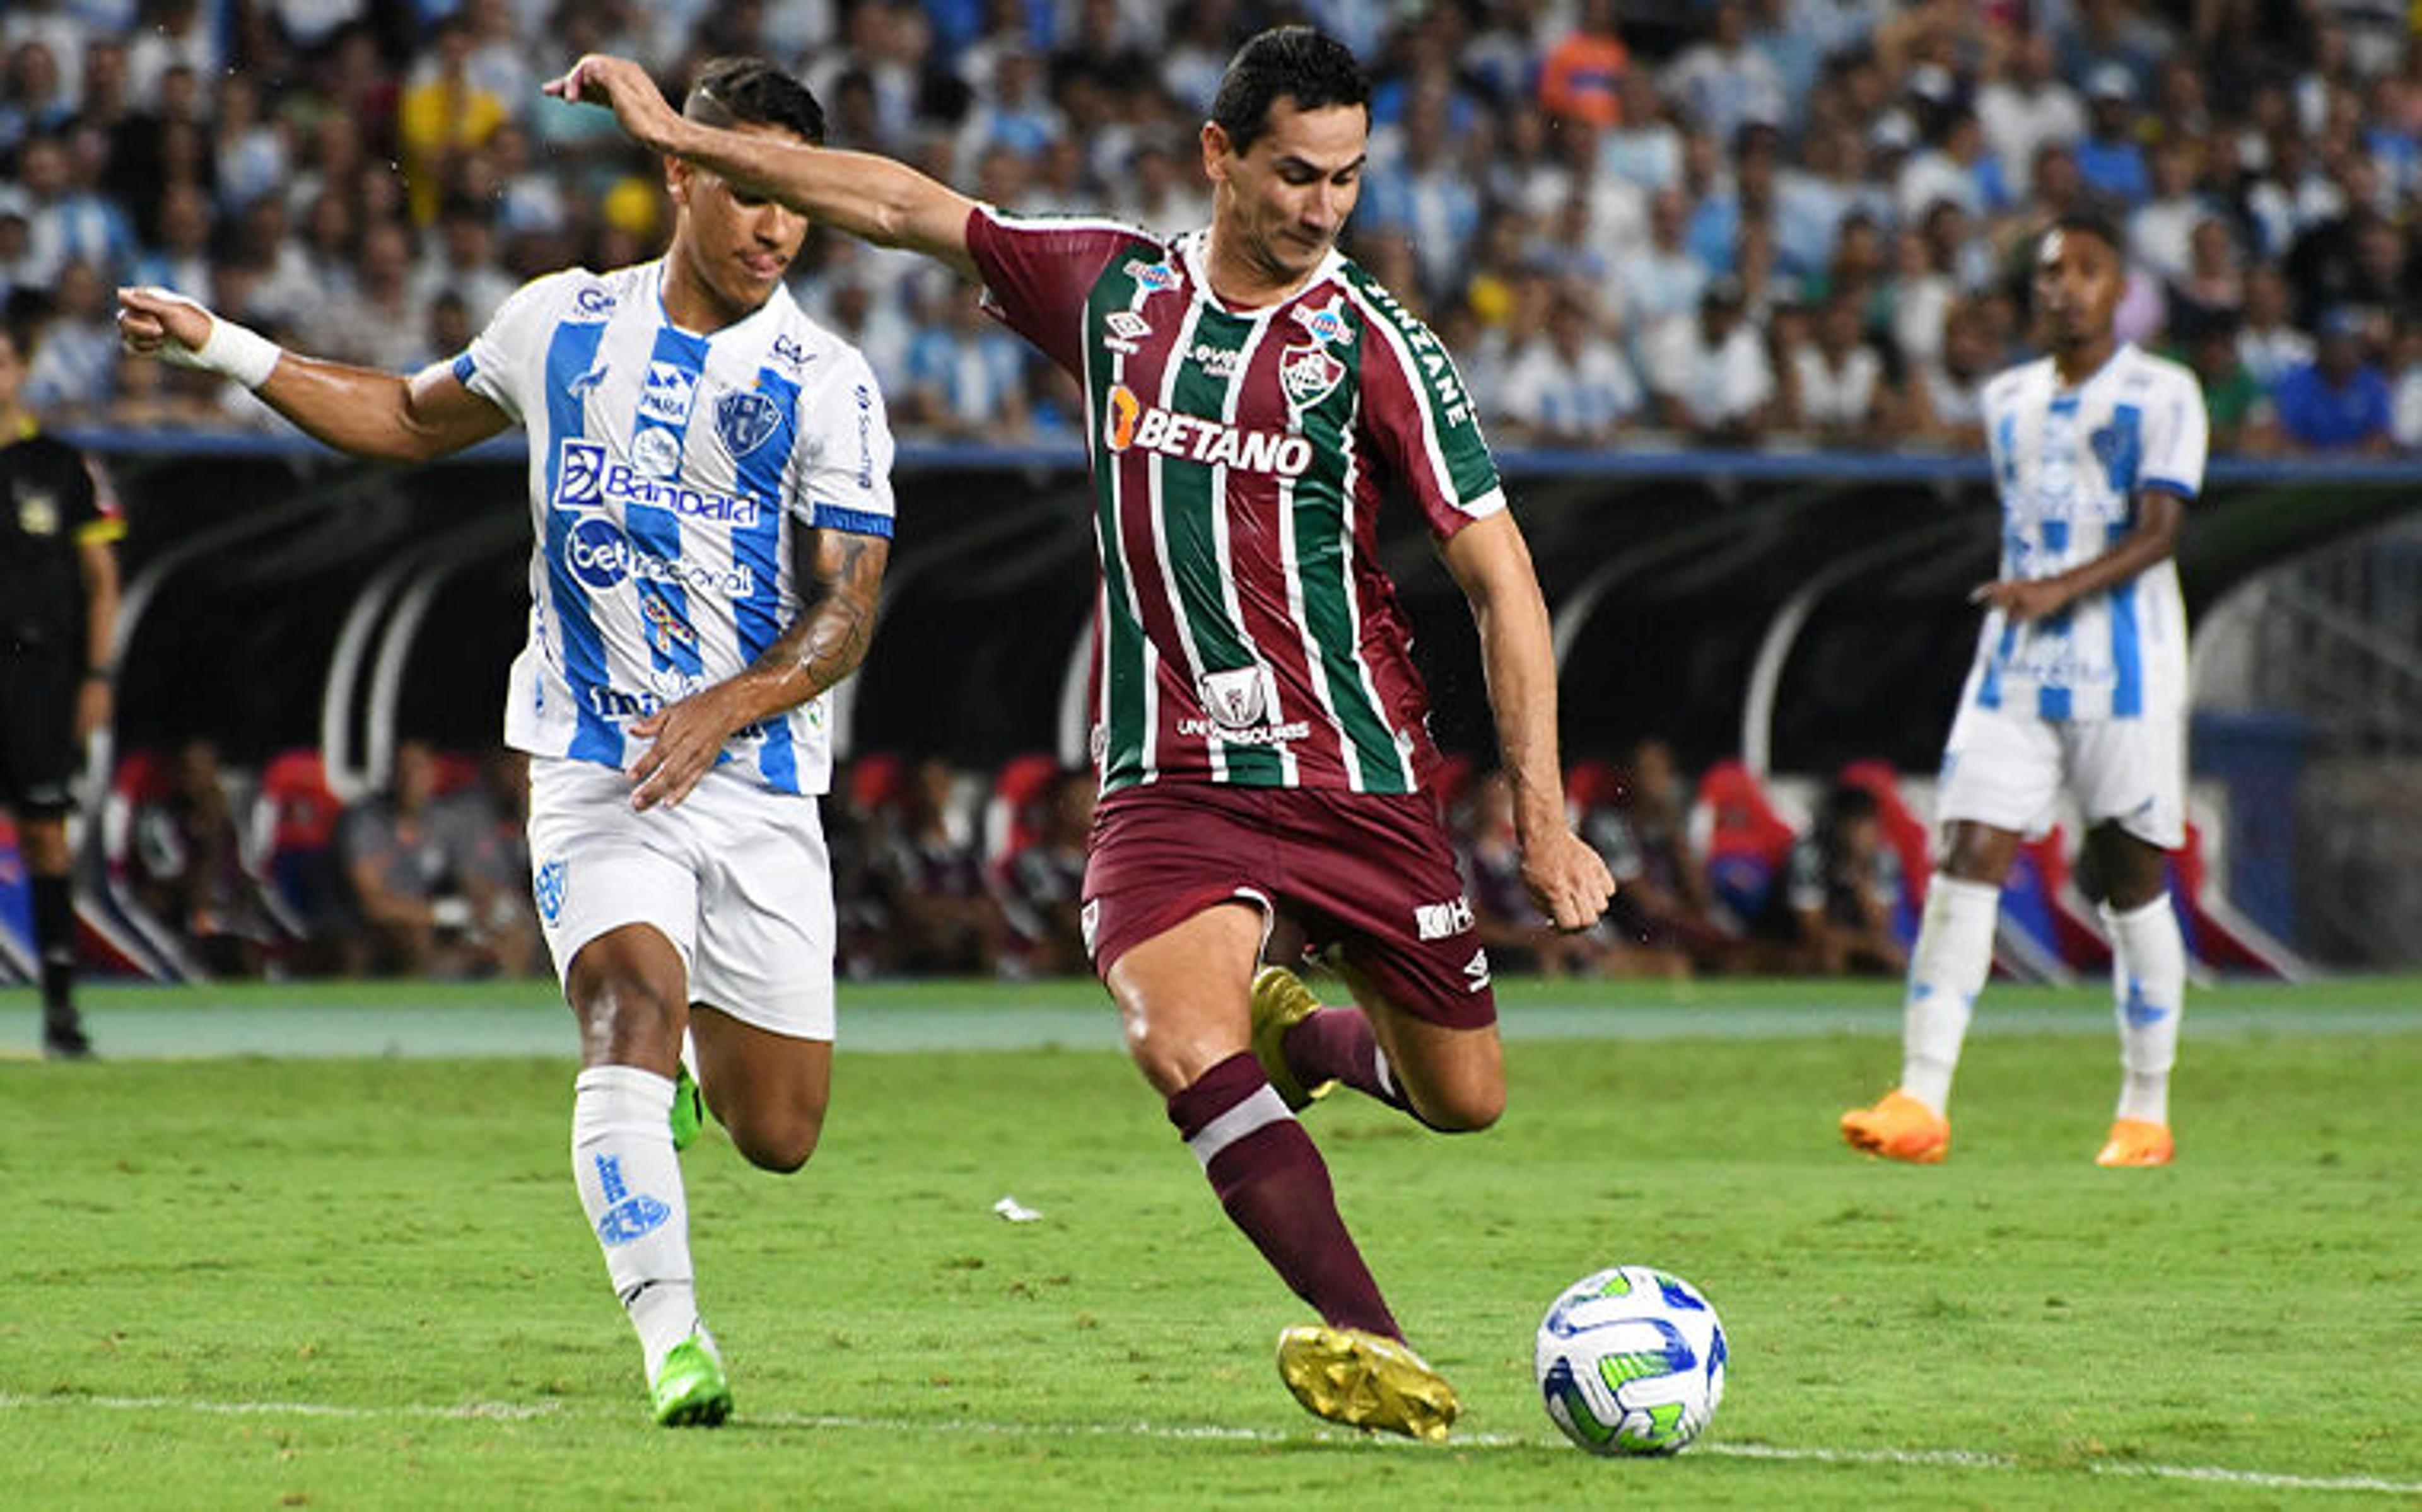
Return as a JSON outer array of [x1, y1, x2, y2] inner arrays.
[[625, 528, 889, 811], [761, 526, 889, 700]]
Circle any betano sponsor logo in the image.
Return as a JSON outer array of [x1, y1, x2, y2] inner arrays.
[[1101, 386, 1314, 475]]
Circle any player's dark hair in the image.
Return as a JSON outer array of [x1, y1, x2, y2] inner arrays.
[[2045, 210, 2123, 259], [1210, 26, 1369, 154], [686, 56, 826, 146]]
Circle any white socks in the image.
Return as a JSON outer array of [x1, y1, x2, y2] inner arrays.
[[1898, 875, 2001, 1115], [572, 1065, 698, 1381], [2103, 895, 2185, 1125]]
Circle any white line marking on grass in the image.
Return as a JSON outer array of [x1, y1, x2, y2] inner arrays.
[[8, 1393, 2418, 1495], [0, 1393, 557, 1422]]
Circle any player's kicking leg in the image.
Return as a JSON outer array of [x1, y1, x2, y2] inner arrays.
[[2086, 824, 2182, 1167], [1108, 904, 1458, 1441]]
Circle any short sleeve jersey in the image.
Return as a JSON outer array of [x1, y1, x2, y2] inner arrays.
[[0, 422, 120, 649], [1970, 343, 2207, 721], [966, 208, 1506, 796], [452, 261, 896, 796]]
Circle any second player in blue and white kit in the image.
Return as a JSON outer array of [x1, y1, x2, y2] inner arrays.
[[1843, 212, 2206, 1170], [119, 58, 891, 1427]]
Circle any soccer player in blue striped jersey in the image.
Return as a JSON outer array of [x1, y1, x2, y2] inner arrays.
[[1842, 212, 2206, 1170], [117, 58, 896, 1424]]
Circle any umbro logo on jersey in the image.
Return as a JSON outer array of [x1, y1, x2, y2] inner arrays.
[[1101, 385, 1313, 475], [640, 361, 699, 423], [1106, 311, 1150, 341], [1462, 948, 1492, 991]]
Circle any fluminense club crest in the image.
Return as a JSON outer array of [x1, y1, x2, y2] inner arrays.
[[1280, 342, 1346, 413]]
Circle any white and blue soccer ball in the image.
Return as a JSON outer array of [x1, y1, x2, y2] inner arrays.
[[1535, 1265, 1728, 1455]]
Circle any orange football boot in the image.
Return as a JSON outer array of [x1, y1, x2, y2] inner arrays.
[[2095, 1118, 2175, 1166], [1840, 1090, 1951, 1163]]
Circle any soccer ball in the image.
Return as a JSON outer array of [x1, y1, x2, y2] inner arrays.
[[1535, 1265, 1728, 1455]]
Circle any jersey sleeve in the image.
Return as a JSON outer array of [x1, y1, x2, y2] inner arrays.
[[449, 270, 577, 426], [1352, 291, 1506, 538], [2139, 363, 2209, 501], [69, 451, 120, 544], [790, 347, 897, 538], [964, 206, 1153, 378]]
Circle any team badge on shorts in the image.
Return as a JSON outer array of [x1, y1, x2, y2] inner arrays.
[[534, 859, 568, 928]]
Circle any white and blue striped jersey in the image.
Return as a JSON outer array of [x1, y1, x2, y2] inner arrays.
[[452, 260, 896, 796], [1965, 343, 2206, 722]]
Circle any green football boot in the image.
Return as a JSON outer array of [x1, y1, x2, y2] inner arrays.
[[650, 1334, 732, 1428], [670, 1062, 703, 1153]]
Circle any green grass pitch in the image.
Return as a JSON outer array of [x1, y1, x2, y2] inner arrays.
[[4, 975, 2418, 1508]]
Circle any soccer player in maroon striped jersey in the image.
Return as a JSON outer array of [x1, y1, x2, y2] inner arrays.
[[553, 28, 1617, 1441]]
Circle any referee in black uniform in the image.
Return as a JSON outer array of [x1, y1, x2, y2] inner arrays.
[[1, 313, 122, 1059]]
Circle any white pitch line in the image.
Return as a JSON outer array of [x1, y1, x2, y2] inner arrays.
[[5, 1393, 2417, 1496]]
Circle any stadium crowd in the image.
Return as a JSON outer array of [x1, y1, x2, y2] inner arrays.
[[103, 736, 1914, 983], [2, 0, 2419, 454]]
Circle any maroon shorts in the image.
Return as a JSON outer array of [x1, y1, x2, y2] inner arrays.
[[1082, 782, 1497, 1030]]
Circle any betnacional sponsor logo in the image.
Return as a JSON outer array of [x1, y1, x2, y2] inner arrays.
[[555, 439, 762, 525], [1100, 385, 1313, 475], [563, 516, 756, 596]]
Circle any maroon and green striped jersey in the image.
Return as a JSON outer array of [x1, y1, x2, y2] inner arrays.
[[965, 207, 1507, 796]]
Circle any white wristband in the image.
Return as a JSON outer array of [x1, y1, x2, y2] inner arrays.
[[143, 289, 282, 389]]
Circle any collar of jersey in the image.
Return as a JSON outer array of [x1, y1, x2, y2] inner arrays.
[[2049, 339, 2136, 397], [1175, 230, 1345, 322], [647, 257, 795, 341]]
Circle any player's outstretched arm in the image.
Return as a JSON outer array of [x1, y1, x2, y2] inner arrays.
[[116, 287, 510, 463], [1439, 511, 1617, 932], [625, 526, 891, 811], [546, 55, 981, 282], [1971, 489, 2184, 622]]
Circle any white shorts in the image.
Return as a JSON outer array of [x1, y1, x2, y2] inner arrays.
[[526, 755, 836, 1040], [1936, 700, 2185, 849]]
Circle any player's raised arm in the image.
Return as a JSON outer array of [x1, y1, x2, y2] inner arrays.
[[1437, 511, 1617, 933], [115, 286, 510, 462], [546, 54, 981, 282]]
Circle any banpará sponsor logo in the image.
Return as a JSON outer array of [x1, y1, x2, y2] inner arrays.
[[555, 439, 762, 525], [1101, 385, 1314, 475], [564, 516, 756, 596]]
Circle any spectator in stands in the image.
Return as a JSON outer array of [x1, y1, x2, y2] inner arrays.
[[901, 283, 1031, 441], [433, 745, 541, 977], [1497, 289, 1642, 447], [302, 219, 430, 375], [880, 756, 1005, 976], [2127, 137, 2213, 285], [2165, 216, 2247, 342], [1904, 301, 1996, 450], [1579, 738, 1735, 976], [1758, 782, 1905, 977], [2074, 64, 2150, 209], [2237, 260, 2316, 387], [0, 42, 73, 161], [340, 738, 496, 979], [2178, 319, 2271, 455], [1359, 83, 1480, 308], [397, 17, 510, 226], [131, 736, 272, 977], [23, 258, 120, 419], [1977, 28, 2085, 191], [997, 766, 1093, 977], [2272, 305, 2396, 455], [1536, 0, 1628, 130], [1642, 276, 1774, 443], [1461, 768, 1608, 977], [1664, 0, 1785, 145], [1782, 290, 1888, 446], [2392, 319, 2422, 450]]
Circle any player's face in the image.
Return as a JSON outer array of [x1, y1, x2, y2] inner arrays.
[[667, 122, 810, 319], [2033, 228, 2122, 350], [1205, 98, 1367, 285]]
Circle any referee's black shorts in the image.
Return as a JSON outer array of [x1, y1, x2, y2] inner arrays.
[[0, 643, 81, 817]]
